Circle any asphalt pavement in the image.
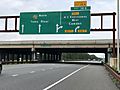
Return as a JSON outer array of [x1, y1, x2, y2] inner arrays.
[[0, 63, 119, 90]]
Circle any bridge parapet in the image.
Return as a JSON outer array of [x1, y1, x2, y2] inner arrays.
[[0, 39, 118, 49]]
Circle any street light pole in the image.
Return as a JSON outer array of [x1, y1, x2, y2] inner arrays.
[[117, 0, 120, 73]]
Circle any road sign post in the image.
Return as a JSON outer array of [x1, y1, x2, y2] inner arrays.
[[117, 0, 120, 73]]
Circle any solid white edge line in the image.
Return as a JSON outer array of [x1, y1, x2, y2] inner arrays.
[[43, 65, 89, 90]]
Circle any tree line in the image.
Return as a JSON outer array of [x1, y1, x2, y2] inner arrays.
[[62, 53, 102, 61]]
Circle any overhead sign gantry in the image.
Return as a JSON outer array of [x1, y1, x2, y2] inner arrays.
[[19, 1, 91, 34]]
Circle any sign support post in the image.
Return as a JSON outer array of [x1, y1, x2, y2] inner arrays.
[[117, 0, 120, 73]]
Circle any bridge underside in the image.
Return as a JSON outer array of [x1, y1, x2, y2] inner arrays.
[[0, 48, 112, 63]]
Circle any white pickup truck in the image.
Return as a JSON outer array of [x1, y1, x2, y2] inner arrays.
[[0, 61, 2, 74]]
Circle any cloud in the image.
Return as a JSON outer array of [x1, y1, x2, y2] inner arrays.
[[89, 53, 105, 58], [0, 0, 117, 14], [88, 0, 117, 13], [0, 0, 74, 15]]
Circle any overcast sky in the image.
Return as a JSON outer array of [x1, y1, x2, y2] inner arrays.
[[0, 0, 117, 41], [0, 0, 118, 58]]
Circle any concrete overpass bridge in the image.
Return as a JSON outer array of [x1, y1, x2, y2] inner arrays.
[[0, 39, 119, 63]]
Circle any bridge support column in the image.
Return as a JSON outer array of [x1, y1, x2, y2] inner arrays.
[[3, 53, 6, 63], [54, 54, 56, 61], [29, 53, 32, 62], [40, 53, 42, 62], [3, 53, 5, 63], [21, 53, 24, 63], [0, 51, 2, 62], [0, 52, 2, 61], [48, 53, 50, 61], [25, 53, 28, 62], [38, 52, 41, 62], [107, 52, 112, 65], [53, 54, 55, 61], [41, 53, 43, 61], [56, 54, 58, 61], [44, 53, 47, 61], [31, 48, 36, 61], [11, 53, 14, 63], [46, 53, 48, 61], [9, 53, 12, 63], [6, 52, 10, 63], [50, 54, 53, 61], [17, 53, 20, 64], [55, 54, 57, 61], [105, 53, 108, 63], [58, 53, 61, 61], [0, 52, 3, 63], [50, 54, 52, 61]]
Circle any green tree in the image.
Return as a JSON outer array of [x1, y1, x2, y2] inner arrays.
[[62, 53, 101, 61]]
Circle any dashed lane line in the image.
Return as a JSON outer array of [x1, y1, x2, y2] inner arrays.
[[29, 71, 36, 73], [12, 74, 19, 77], [41, 69, 46, 71]]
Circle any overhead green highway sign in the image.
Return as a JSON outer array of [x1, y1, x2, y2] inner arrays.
[[71, 6, 91, 11], [19, 11, 90, 34]]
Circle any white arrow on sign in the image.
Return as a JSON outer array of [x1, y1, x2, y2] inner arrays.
[[75, 26, 80, 32], [56, 24, 63, 33], [38, 24, 41, 33], [22, 24, 24, 33]]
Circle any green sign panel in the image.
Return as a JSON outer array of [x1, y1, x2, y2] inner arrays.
[[20, 11, 90, 34], [71, 6, 91, 11]]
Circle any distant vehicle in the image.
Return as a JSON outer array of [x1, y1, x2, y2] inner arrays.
[[62, 60, 65, 62], [88, 59, 91, 61], [0, 61, 2, 74]]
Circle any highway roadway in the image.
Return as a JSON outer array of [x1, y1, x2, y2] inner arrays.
[[0, 63, 119, 90]]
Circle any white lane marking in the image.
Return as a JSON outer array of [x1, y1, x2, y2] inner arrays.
[[30, 71, 35, 73], [43, 65, 89, 90], [12, 74, 19, 77], [41, 69, 46, 71]]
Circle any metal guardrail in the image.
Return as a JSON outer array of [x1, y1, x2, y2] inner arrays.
[[104, 64, 120, 81]]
